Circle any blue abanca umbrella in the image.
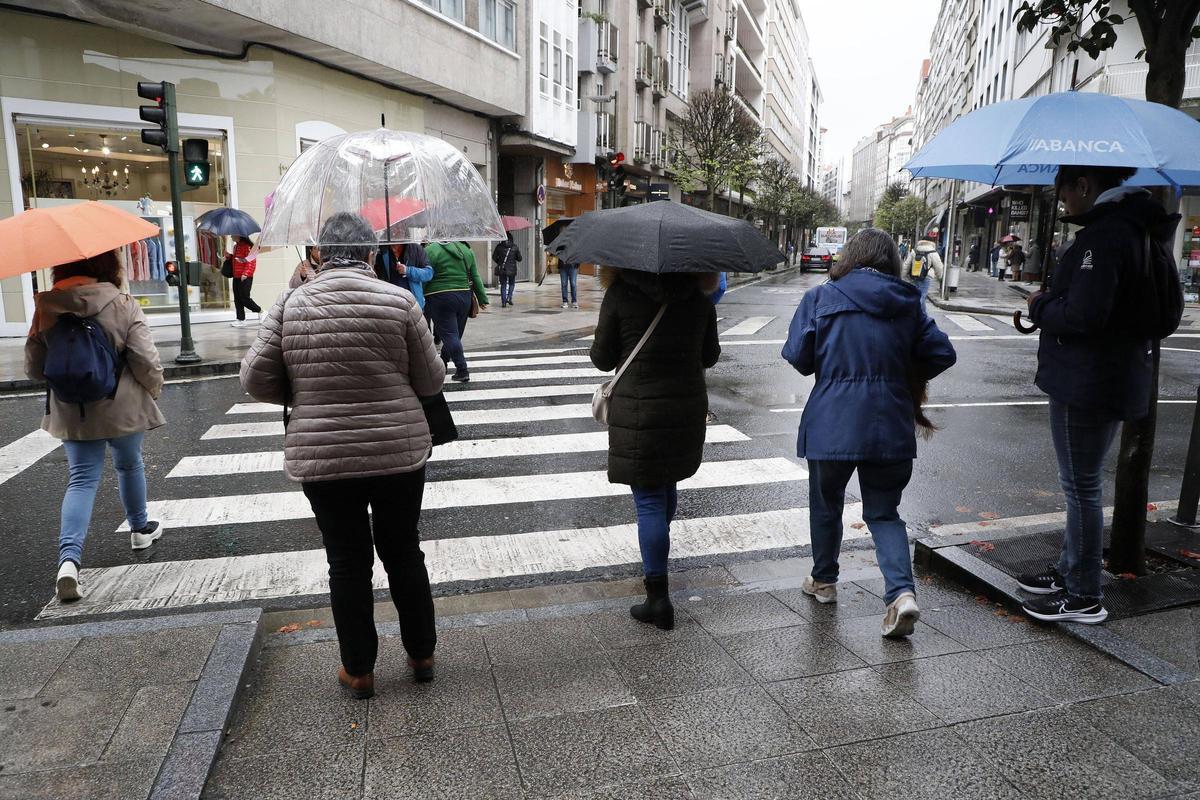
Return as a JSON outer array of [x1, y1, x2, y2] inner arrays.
[[195, 207, 261, 237], [904, 91, 1200, 189]]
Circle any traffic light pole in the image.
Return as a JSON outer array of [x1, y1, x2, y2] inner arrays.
[[166, 144, 200, 364]]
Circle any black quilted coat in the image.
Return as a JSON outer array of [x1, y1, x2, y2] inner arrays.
[[590, 269, 720, 486]]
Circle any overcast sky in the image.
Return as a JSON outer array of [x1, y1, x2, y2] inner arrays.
[[800, 0, 943, 167]]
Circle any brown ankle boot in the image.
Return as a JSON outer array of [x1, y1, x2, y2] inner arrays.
[[407, 656, 434, 683], [337, 666, 375, 700]]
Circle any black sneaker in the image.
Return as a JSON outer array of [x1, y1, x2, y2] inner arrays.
[[451, 371, 470, 383], [1022, 591, 1108, 624], [1016, 565, 1063, 595]]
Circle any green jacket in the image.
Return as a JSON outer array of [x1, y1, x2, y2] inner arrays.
[[425, 242, 489, 305]]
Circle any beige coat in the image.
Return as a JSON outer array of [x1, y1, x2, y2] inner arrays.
[[25, 280, 165, 441], [240, 262, 446, 483]]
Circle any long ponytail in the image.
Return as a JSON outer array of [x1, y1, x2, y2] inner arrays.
[[909, 374, 938, 439]]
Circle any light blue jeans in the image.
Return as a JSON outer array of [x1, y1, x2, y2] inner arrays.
[[560, 265, 579, 304], [60, 432, 148, 566]]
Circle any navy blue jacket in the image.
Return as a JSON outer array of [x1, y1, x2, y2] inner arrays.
[[1029, 190, 1175, 421], [782, 269, 957, 461]]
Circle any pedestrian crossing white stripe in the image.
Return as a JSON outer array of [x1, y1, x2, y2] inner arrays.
[[944, 313, 993, 332], [170, 425, 749, 478], [451, 367, 606, 383], [227, 383, 604, 416], [42, 505, 867, 619], [722, 316, 775, 336], [119, 457, 808, 531], [227, 402, 285, 415], [205, 403, 600, 440], [470, 355, 592, 369], [0, 429, 59, 486], [470, 346, 586, 359]]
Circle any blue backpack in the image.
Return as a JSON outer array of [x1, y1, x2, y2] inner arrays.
[[43, 313, 123, 417]]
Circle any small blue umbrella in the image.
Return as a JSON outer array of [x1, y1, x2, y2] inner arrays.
[[904, 91, 1200, 189], [195, 207, 261, 237]]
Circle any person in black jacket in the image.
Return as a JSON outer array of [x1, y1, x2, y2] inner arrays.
[[1018, 165, 1178, 625], [590, 268, 720, 631], [492, 233, 522, 307]]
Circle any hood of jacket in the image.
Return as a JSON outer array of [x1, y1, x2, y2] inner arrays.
[[1063, 188, 1180, 244], [826, 268, 920, 319], [33, 280, 122, 332], [613, 268, 709, 303], [914, 240, 937, 254]]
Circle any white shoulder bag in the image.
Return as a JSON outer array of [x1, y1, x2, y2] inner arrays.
[[592, 304, 667, 425]]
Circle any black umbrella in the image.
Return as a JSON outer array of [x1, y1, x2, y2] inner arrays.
[[196, 208, 261, 237], [541, 216, 577, 246], [547, 202, 783, 273]]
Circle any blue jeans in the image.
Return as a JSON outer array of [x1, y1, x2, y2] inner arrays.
[[425, 290, 472, 374], [560, 265, 578, 304], [631, 484, 678, 577], [1049, 399, 1120, 602], [808, 459, 915, 604], [914, 277, 931, 309], [499, 274, 516, 305], [60, 432, 148, 566]]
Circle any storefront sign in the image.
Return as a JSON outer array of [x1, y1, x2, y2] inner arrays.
[[1009, 197, 1030, 221], [545, 160, 585, 194]]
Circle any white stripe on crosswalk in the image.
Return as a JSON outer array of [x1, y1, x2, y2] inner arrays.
[[0, 429, 60, 486], [722, 316, 775, 336], [42, 505, 866, 619], [470, 346, 586, 359], [226, 402, 284, 415], [450, 367, 606, 383], [470, 355, 592, 369], [228, 383, 604, 415], [119, 457, 808, 531], [169, 425, 749, 478], [206, 403, 599, 440], [944, 313, 993, 332]]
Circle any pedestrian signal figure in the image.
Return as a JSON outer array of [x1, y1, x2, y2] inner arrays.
[[590, 268, 720, 630], [25, 250, 166, 603], [901, 238, 943, 310], [425, 241, 489, 383], [1019, 165, 1183, 625], [241, 212, 446, 700], [782, 228, 956, 638], [492, 232, 522, 308]]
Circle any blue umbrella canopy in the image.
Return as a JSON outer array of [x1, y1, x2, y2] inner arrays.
[[904, 91, 1200, 188], [195, 207, 261, 237]]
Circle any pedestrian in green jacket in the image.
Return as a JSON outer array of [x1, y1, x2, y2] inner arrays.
[[425, 242, 489, 382]]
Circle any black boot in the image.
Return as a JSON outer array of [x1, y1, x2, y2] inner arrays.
[[630, 575, 674, 631]]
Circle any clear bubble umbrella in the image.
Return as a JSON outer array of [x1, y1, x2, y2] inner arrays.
[[257, 128, 505, 246]]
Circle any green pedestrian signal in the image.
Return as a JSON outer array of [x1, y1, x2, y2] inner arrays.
[[185, 161, 210, 187]]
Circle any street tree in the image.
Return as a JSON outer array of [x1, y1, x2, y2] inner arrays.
[[873, 181, 914, 233], [754, 157, 798, 241], [1014, 0, 1200, 573], [876, 195, 933, 241], [786, 186, 838, 249], [669, 88, 763, 212]]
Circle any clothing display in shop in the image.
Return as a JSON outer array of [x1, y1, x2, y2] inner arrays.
[[196, 232, 223, 270], [119, 237, 165, 282]]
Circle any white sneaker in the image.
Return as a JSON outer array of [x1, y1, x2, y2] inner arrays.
[[801, 575, 837, 604], [130, 520, 164, 551], [881, 592, 920, 639], [561, 302, 569, 309], [571, 302, 580, 309], [56, 561, 81, 602], [230, 320, 245, 328]]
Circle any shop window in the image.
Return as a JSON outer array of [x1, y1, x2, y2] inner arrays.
[[15, 120, 231, 315]]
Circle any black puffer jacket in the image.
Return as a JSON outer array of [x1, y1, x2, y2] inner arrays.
[[591, 270, 720, 486], [1029, 189, 1179, 421]]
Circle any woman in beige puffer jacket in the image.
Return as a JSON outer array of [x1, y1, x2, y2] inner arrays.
[[25, 250, 166, 604], [240, 212, 445, 700]]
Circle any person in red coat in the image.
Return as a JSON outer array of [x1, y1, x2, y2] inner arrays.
[[229, 235, 262, 327]]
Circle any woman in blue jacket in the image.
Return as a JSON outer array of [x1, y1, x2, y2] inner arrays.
[[782, 228, 956, 638]]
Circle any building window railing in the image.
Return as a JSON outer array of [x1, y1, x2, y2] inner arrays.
[[634, 120, 653, 162], [597, 21, 620, 72], [596, 111, 615, 153], [653, 55, 669, 97], [636, 41, 655, 86]]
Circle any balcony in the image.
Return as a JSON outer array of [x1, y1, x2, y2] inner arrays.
[[714, 53, 733, 87], [681, 0, 709, 20], [596, 111, 615, 156], [634, 120, 653, 163], [654, 0, 670, 27], [653, 56, 670, 97], [636, 41, 655, 87], [597, 21, 619, 74], [651, 127, 672, 169], [736, 1, 766, 57], [725, 2, 735, 41], [733, 88, 762, 122], [1101, 53, 1200, 100]]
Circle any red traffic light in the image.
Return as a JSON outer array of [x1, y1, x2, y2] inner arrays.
[[611, 152, 625, 166], [137, 81, 165, 103]]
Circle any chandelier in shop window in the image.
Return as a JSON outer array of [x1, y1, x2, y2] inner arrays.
[[81, 162, 130, 197]]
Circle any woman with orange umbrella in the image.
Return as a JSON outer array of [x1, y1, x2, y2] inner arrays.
[[1, 202, 168, 602]]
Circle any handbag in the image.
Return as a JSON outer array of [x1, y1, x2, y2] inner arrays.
[[468, 292, 480, 319], [421, 391, 459, 446], [220, 256, 234, 279], [592, 304, 667, 425]]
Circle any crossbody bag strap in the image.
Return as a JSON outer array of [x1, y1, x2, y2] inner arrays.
[[606, 304, 667, 396]]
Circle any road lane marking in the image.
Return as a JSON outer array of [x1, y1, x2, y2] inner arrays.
[[43, 505, 866, 619], [929, 501, 1176, 537], [170, 425, 749, 477], [723, 316, 776, 336], [0, 429, 59, 486], [119, 457, 809, 531], [944, 313, 994, 332], [769, 399, 1196, 413]]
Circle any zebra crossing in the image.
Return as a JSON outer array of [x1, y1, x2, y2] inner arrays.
[[33, 317, 865, 620]]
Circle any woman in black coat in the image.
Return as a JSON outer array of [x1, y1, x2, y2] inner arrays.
[[590, 268, 720, 630]]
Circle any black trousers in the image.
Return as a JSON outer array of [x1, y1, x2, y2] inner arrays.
[[302, 468, 436, 675], [232, 276, 262, 320]]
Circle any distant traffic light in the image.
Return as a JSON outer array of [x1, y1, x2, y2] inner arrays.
[[138, 81, 178, 153], [609, 151, 625, 169], [607, 165, 627, 193]]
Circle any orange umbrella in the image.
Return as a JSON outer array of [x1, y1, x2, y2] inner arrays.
[[0, 202, 161, 280]]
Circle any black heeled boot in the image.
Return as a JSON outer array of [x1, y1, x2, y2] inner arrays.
[[629, 575, 674, 631]]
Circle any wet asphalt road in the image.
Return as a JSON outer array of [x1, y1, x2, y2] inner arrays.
[[0, 269, 1196, 628]]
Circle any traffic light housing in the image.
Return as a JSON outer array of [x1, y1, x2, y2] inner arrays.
[[138, 81, 178, 153], [607, 166, 627, 193], [183, 138, 210, 186]]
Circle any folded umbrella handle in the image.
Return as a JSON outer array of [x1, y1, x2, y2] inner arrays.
[[1013, 310, 1038, 334]]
